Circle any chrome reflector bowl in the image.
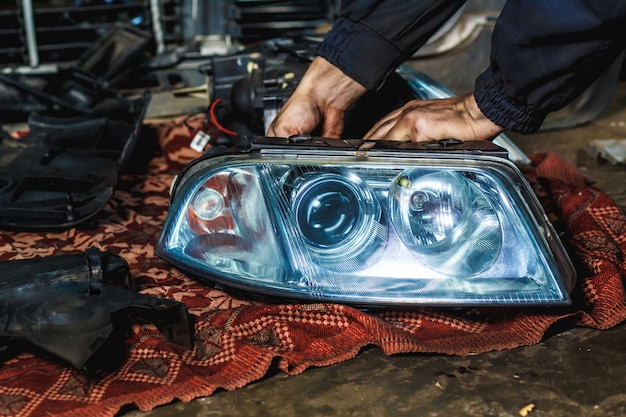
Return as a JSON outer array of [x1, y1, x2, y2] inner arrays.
[[156, 137, 576, 307]]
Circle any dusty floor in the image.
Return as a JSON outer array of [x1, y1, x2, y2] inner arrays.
[[121, 80, 626, 417]]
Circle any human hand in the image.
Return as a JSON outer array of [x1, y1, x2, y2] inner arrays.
[[363, 93, 503, 142], [267, 57, 367, 138]]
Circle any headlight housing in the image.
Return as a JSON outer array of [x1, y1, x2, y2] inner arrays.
[[156, 136, 575, 307]]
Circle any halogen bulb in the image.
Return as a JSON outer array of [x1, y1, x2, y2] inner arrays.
[[390, 169, 502, 276], [193, 188, 224, 220], [408, 185, 464, 245], [409, 190, 428, 210]]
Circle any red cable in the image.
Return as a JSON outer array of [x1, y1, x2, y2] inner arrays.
[[209, 98, 238, 136]]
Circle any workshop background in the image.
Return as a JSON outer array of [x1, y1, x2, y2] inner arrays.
[[1, 1, 626, 417]]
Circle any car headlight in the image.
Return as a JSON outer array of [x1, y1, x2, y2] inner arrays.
[[156, 136, 576, 307]]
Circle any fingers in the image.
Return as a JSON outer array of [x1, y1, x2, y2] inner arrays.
[[364, 96, 503, 143], [363, 119, 394, 140], [266, 119, 301, 138], [266, 100, 319, 138], [363, 107, 404, 140], [267, 109, 343, 139], [267, 98, 347, 139], [320, 110, 347, 138], [364, 105, 416, 141]]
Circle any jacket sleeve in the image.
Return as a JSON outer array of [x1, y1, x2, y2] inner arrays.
[[475, 0, 626, 134], [315, 0, 467, 91]]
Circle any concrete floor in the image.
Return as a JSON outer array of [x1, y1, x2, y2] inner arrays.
[[122, 80, 626, 417]]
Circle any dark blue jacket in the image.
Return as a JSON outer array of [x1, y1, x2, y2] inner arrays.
[[316, 0, 626, 134]]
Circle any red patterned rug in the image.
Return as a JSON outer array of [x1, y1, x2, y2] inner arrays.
[[1, 118, 626, 417]]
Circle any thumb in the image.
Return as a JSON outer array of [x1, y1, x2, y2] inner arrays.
[[320, 111, 345, 138]]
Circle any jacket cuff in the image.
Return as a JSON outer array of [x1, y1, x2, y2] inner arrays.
[[315, 17, 406, 91], [474, 68, 547, 134]]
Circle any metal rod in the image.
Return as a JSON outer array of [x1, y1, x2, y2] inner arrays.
[[150, 0, 165, 55], [20, 0, 40, 68]]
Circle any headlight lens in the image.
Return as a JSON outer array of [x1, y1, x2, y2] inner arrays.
[[289, 171, 387, 272], [157, 140, 575, 306]]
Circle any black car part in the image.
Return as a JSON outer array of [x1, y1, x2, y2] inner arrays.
[[200, 37, 415, 138], [0, 22, 152, 120], [0, 90, 150, 231], [0, 248, 194, 369], [0, 22, 154, 231]]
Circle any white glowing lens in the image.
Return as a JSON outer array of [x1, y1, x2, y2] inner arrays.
[[390, 170, 502, 276], [157, 145, 576, 307]]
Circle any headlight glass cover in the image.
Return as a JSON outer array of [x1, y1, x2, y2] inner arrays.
[[156, 137, 576, 306]]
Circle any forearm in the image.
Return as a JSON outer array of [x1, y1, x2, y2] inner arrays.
[[316, 0, 467, 90], [475, 0, 626, 134]]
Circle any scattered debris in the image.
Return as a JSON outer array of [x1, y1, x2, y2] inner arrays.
[[518, 403, 535, 416], [587, 138, 626, 165]]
